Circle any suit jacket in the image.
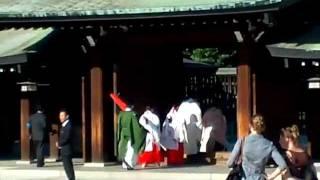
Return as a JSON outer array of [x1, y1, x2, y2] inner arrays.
[[29, 113, 47, 141], [59, 120, 73, 156]]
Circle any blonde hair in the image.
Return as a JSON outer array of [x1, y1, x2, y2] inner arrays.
[[281, 124, 300, 143], [251, 114, 265, 134], [291, 124, 300, 138]]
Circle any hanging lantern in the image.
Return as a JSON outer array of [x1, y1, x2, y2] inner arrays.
[[307, 77, 320, 89], [17, 82, 38, 92]]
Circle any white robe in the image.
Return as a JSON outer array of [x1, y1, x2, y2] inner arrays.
[[160, 107, 179, 150], [122, 140, 137, 169], [139, 110, 160, 152], [200, 127, 213, 153], [177, 99, 202, 129], [176, 99, 203, 155]]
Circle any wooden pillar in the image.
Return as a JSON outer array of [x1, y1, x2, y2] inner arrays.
[[82, 76, 87, 161], [90, 66, 104, 162], [49, 124, 59, 159], [81, 76, 91, 162], [237, 44, 252, 138], [252, 73, 257, 115], [113, 64, 118, 157], [20, 98, 30, 161]]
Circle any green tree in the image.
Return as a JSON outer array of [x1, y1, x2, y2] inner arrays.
[[183, 48, 235, 67]]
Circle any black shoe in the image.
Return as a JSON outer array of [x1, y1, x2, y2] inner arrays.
[[123, 160, 134, 170], [127, 167, 134, 170]]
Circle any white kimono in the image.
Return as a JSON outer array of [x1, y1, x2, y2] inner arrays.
[[160, 107, 179, 150], [176, 99, 203, 155], [122, 140, 137, 169], [139, 110, 160, 152]]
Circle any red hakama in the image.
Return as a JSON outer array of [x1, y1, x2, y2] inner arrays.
[[166, 143, 184, 165], [138, 143, 162, 165]]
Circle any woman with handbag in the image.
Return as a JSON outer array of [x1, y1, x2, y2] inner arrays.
[[227, 115, 287, 180]]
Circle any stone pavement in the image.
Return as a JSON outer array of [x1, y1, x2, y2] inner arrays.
[[0, 159, 319, 180]]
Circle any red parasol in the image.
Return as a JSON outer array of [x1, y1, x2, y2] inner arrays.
[[110, 93, 127, 111]]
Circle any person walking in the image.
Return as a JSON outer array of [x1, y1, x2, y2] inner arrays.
[[138, 106, 162, 168], [28, 105, 48, 167], [117, 105, 146, 170], [160, 105, 184, 166]]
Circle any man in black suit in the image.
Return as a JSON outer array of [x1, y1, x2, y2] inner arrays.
[[56, 110, 75, 180], [28, 106, 48, 167]]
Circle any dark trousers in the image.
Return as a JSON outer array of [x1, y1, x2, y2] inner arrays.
[[33, 140, 44, 167], [62, 154, 75, 180]]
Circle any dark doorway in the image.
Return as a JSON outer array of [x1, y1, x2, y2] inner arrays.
[[0, 70, 20, 159], [305, 89, 320, 159]]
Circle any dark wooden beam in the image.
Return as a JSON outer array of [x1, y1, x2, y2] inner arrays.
[[112, 64, 118, 157], [81, 76, 86, 161], [252, 73, 257, 115], [81, 76, 90, 162]]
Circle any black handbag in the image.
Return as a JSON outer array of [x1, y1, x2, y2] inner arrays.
[[226, 138, 245, 180]]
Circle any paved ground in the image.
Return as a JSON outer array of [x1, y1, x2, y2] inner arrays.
[[0, 159, 319, 180]]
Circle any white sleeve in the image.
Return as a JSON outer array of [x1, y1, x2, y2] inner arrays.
[[139, 115, 150, 131]]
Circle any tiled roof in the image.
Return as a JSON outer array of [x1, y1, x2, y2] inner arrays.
[[267, 26, 320, 59], [0, 28, 53, 57], [0, 0, 284, 18]]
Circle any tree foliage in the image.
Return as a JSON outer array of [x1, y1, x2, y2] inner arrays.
[[183, 48, 235, 67]]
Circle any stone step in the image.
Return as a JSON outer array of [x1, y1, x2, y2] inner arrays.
[[215, 151, 230, 161]]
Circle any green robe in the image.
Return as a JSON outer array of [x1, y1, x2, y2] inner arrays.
[[117, 111, 146, 160]]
